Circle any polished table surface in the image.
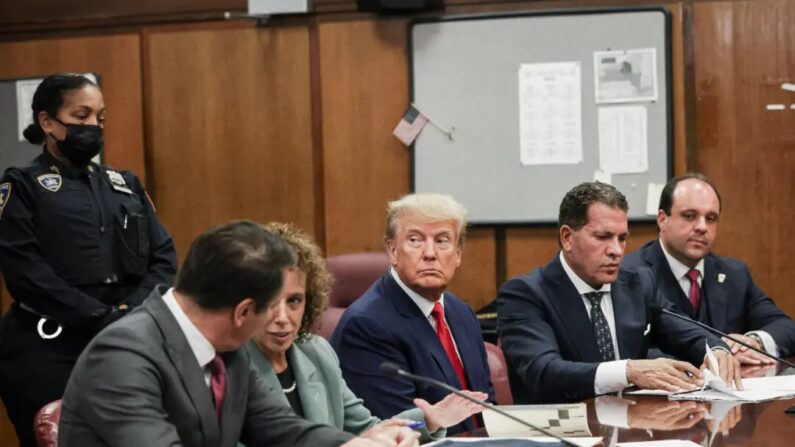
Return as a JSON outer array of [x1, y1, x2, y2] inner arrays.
[[466, 362, 795, 446], [582, 362, 795, 446]]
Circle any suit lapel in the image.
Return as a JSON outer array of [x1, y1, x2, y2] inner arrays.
[[543, 256, 601, 363], [219, 351, 248, 446], [291, 345, 331, 426], [247, 343, 290, 407], [147, 296, 220, 447], [385, 274, 462, 389], [703, 255, 728, 329], [611, 274, 638, 359]]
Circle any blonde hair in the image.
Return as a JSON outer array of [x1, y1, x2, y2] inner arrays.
[[384, 193, 468, 247]]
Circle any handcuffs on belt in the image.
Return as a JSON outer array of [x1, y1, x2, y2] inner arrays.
[[36, 317, 63, 339], [20, 303, 63, 339]]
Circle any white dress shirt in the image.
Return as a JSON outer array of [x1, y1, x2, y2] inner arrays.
[[559, 252, 629, 395], [659, 240, 778, 355], [390, 268, 464, 361], [162, 287, 217, 387]]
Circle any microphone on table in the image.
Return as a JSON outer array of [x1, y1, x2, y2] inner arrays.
[[651, 305, 795, 414], [650, 305, 795, 369], [379, 362, 579, 447]]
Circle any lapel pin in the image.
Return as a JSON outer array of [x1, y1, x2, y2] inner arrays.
[[718, 273, 726, 283]]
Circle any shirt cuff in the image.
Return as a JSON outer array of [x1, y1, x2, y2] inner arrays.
[[594, 360, 630, 395], [746, 330, 779, 357], [594, 396, 630, 428]]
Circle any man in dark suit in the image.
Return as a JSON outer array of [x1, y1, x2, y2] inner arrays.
[[624, 173, 795, 364], [58, 220, 418, 447], [497, 182, 741, 404], [332, 193, 494, 435]]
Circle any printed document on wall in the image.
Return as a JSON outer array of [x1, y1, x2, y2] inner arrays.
[[518, 61, 582, 165], [598, 106, 648, 174], [594, 48, 658, 103]]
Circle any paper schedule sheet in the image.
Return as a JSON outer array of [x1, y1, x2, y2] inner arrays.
[[598, 105, 648, 174], [482, 403, 591, 438], [518, 62, 583, 166]]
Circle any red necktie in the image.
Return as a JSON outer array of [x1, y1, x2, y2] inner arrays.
[[686, 269, 702, 315], [209, 355, 226, 419], [431, 302, 469, 390]]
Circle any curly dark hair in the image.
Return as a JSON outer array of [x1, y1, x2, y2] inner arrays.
[[262, 222, 331, 341]]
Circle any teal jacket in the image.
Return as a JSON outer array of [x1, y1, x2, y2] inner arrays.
[[244, 335, 444, 442]]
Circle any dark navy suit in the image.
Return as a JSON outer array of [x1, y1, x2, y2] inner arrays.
[[624, 240, 795, 356], [497, 254, 725, 404], [331, 273, 494, 435]]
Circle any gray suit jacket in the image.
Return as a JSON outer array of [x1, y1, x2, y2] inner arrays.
[[58, 288, 355, 447], [244, 335, 443, 442]]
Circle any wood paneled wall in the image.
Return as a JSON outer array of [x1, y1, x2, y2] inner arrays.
[[693, 0, 795, 317], [0, 31, 146, 447], [144, 23, 318, 258]]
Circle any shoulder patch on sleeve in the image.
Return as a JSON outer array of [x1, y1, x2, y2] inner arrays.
[[0, 182, 12, 220], [36, 173, 62, 192]]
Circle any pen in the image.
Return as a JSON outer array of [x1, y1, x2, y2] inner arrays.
[[406, 421, 425, 430]]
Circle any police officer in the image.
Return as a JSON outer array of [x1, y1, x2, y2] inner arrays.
[[0, 73, 177, 447]]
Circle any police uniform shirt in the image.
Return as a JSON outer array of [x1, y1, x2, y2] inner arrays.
[[0, 149, 177, 328]]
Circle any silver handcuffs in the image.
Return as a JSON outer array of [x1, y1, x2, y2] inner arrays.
[[37, 317, 63, 339], [20, 303, 63, 339]]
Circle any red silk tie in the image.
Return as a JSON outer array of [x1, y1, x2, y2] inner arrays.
[[209, 355, 226, 419], [431, 302, 469, 390], [686, 269, 702, 315]]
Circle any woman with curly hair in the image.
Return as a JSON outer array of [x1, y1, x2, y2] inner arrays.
[[245, 222, 485, 443]]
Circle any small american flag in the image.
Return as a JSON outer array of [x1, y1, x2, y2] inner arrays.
[[392, 105, 429, 146]]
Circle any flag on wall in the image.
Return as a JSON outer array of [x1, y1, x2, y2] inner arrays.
[[392, 105, 429, 146]]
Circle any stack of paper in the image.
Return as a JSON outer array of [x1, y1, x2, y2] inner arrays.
[[626, 370, 795, 402], [481, 403, 591, 438]]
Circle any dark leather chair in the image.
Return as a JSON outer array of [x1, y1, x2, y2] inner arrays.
[[484, 342, 513, 405], [314, 252, 390, 340], [34, 399, 62, 447]]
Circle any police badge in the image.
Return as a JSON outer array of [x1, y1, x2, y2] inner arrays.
[[37, 174, 62, 192], [0, 182, 11, 219], [106, 170, 132, 194]]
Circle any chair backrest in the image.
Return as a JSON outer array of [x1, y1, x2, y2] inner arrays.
[[34, 399, 62, 447], [484, 342, 513, 405], [313, 252, 390, 340]]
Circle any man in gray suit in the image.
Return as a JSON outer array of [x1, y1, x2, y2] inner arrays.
[[58, 220, 418, 447]]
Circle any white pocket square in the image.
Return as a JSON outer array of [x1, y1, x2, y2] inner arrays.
[[643, 323, 651, 336]]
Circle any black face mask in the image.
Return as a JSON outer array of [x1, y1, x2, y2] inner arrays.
[[50, 117, 104, 167]]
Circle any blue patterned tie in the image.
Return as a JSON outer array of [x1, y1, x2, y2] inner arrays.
[[584, 291, 616, 362]]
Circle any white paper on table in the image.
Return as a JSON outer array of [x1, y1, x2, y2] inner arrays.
[[669, 387, 795, 402], [742, 375, 795, 391], [482, 403, 591, 438], [518, 61, 582, 166], [594, 48, 658, 103], [617, 441, 702, 447], [645, 183, 665, 215], [15, 73, 99, 143], [423, 437, 603, 447], [598, 106, 648, 174]]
